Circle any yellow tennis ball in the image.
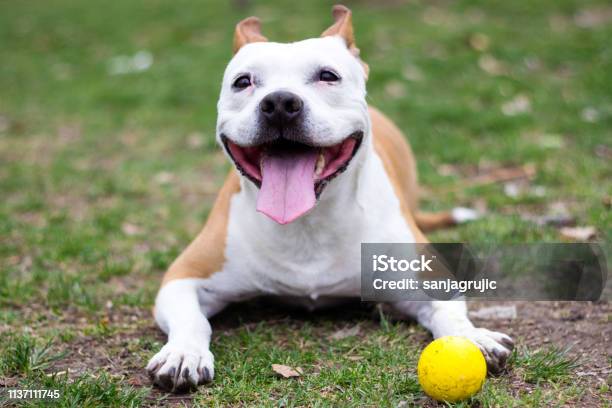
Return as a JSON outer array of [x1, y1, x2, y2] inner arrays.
[[417, 336, 487, 402]]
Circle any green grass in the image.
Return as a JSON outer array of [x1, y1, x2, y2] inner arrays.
[[511, 346, 579, 385], [0, 334, 66, 376], [203, 320, 424, 406], [0, 0, 610, 406]]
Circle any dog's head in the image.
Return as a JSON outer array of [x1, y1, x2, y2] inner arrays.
[[217, 5, 370, 225]]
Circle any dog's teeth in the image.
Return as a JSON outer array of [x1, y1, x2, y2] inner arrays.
[[315, 154, 325, 177]]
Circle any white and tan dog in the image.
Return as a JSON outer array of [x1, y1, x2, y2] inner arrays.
[[146, 5, 513, 392]]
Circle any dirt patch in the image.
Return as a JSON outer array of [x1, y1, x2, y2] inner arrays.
[[470, 301, 611, 406]]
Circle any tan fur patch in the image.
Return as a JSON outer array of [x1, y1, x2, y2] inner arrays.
[[233, 16, 267, 54], [370, 106, 428, 243], [371, 108, 457, 281], [161, 171, 241, 285]]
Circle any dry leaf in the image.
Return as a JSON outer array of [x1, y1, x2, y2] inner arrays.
[[329, 325, 360, 340], [502, 95, 531, 116], [471, 164, 536, 186], [433, 164, 536, 194], [559, 226, 596, 241], [478, 54, 507, 75], [272, 364, 302, 378], [0, 377, 18, 387], [128, 377, 144, 386]]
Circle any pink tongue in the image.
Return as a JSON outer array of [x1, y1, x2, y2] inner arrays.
[[256, 149, 318, 224]]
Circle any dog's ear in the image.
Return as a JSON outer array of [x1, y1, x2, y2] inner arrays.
[[233, 17, 267, 54], [321, 5, 369, 78], [321, 5, 355, 49]]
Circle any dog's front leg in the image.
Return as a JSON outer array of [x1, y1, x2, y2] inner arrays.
[[146, 172, 245, 391], [146, 278, 225, 392], [390, 300, 514, 372]]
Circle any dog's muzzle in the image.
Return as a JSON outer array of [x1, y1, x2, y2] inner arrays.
[[222, 129, 363, 225]]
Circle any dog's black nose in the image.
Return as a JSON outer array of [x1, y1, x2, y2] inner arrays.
[[259, 91, 303, 127]]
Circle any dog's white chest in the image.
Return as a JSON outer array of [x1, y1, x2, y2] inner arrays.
[[226, 219, 363, 297], [221, 148, 414, 300]]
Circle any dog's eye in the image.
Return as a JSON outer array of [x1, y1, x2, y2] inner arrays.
[[232, 75, 252, 90], [319, 70, 340, 82]]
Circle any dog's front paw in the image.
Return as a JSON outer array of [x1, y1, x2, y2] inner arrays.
[[458, 328, 514, 373], [146, 343, 214, 392]]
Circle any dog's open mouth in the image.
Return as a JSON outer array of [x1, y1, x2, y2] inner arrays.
[[222, 132, 363, 224]]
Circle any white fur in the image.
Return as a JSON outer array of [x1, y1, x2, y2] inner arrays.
[[148, 36, 513, 391], [216, 37, 368, 148], [147, 279, 217, 391]]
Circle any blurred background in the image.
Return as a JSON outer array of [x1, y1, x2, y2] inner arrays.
[[0, 0, 610, 406]]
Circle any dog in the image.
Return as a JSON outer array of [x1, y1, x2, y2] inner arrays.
[[146, 5, 514, 392]]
